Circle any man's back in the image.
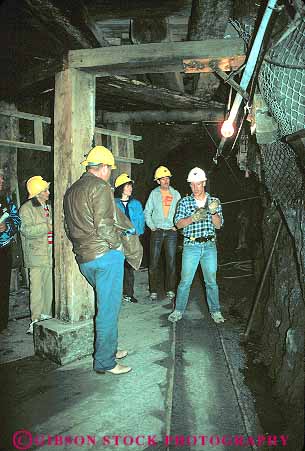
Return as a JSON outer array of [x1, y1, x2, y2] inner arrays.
[[64, 172, 121, 263]]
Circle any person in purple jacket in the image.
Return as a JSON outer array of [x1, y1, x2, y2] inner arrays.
[[114, 173, 145, 303]]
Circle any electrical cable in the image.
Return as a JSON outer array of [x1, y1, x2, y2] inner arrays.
[[219, 259, 253, 266], [219, 259, 253, 279]]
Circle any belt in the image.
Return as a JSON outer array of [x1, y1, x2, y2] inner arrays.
[[185, 235, 215, 243]]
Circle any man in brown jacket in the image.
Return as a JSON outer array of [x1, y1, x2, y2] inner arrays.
[[64, 146, 135, 375], [19, 176, 53, 334]]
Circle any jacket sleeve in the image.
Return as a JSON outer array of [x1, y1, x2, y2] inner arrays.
[[92, 184, 121, 249], [115, 198, 124, 215], [135, 200, 145, 235], [144, 192, 156, 230], [19, 204, 48, 238], [5, 196, 21, 238]]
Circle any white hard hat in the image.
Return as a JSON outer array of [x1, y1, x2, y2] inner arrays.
[[187, 167, 207, 183]]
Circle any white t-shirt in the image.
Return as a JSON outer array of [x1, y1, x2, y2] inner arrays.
[[195, 197, 207, 208]]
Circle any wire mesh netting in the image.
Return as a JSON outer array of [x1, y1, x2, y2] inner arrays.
[[258, 19, 305, 206], [260, 140, 304, 205]]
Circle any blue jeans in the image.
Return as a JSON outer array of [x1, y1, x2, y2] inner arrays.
[[79, 250, 124, 371], [175, 242, 220, 314], [149, 229, 177, 293]]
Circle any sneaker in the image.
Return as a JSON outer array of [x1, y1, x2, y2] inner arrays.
[[168, 310, 183, 323], [211, 311, 225, 323], [26, 319, 39, 334], [150, 292, 157, 301], [123, 295, 138, 303], [40, 314, 52, 320], [166, 291, 175, 300]]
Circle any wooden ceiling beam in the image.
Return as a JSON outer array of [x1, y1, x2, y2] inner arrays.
[[23, 0, 103, 49], [96, 76, 225, 111], [97, 109, 224, 124], [86, 0, 192, 20], [68, 39, 245, 75]]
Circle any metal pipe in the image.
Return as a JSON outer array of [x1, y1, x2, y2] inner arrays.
[[241, 218, 283, 342], [216, 0, 278, 157]]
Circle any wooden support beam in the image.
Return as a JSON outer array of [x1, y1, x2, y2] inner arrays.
[[98, 109, 225, 123], [34, 120, 44, 146], [95, 127, 142, 141], [115, 156, 143, 165], [87, 0, 192, 20], [68, 39, 245, 75], [0, 110, 51, 124], [0, 104, 18, 194], [96, 75, 225, 111], [0, 139, 51, 152], [53, 68, 95, 322], [183, 55, 245, 73]]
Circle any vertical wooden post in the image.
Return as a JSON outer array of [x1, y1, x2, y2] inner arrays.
[[0, 102, 18, 193], [34, 119, 44, 146], [53, 68, 95, 322], [107, 123, 134, 180]]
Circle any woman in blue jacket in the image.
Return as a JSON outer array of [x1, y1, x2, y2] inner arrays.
[[114, 173, 145, 303]]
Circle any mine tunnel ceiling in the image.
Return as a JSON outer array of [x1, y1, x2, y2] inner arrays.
[[0, 0, 258, 113]]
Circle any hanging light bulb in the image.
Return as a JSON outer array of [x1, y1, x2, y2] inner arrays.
[[221, 120, 235, 138]]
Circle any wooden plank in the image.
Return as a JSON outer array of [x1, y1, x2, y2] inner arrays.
[[0, 110, 51, 124], [87, 0, 192, 20], [53, 68, 95, 322], [34, 120, 44, 145], [110, 136, 119, 157], [0, 139, 51, 152], [183, 54, 246, 73], [99, 109, 225, 123], [95, 126, 142, 141], [96, 75, 225, 111], [0, 108, 18, 193], [115, 156, 143, 164], [68, 39, 245, 74]]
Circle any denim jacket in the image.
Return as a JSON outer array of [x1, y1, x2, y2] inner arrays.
[[144, 186, 181, 230], [115, 197, 145, 235], [0, 195, 21, 248]]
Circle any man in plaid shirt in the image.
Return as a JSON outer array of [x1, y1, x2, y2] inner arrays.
[[168, 167, 225, 324]]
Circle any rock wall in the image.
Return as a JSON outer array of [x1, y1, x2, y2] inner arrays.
[[252, 205, 304, 442]]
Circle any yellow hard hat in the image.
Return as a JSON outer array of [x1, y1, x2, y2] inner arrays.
[[114, 173, 134, 188], [154, 166, 172, 181], [81, 146, 116, 169], [26, 176, 50, 199]]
